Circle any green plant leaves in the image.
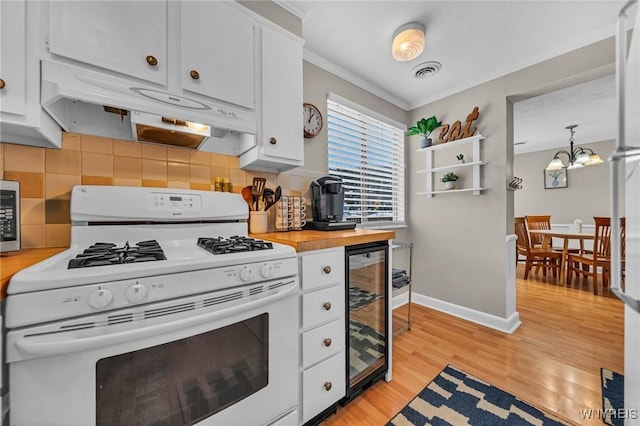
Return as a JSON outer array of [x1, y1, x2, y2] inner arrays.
[[406, 115, 442, 137], [441, 172, 459, 182]]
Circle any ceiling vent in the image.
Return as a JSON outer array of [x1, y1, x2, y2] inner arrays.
[[412, 61, 442, 79]]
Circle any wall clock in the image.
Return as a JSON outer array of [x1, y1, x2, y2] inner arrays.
[[303, 103, 323, 138]]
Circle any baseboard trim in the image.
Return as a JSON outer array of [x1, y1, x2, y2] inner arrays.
[[392, 291, 409, 309], [410, 292, 522, 334]]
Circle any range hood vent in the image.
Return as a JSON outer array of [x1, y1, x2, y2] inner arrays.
[[130, 111, 213, 150], [40, 61, 256, 156]]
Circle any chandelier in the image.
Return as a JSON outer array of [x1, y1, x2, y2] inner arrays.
[[545, 125, 604, 170]]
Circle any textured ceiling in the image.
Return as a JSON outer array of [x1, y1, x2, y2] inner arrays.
[[294, 1, 626, 152]]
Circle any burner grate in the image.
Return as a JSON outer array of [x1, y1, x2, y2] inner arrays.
[[197, 236, 273, 255], [68, 240, 167, 269]]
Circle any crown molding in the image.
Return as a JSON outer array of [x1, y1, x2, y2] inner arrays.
[[303, 48, 411, 111], [273, 0, 311, 21]]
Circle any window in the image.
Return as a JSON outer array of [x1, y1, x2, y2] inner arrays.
[[327, 94, 406, 227]]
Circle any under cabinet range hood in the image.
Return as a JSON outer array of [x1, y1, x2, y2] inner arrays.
[[40, 61, 256, 156]]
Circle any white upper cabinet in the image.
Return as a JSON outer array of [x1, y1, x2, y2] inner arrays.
[[240, 25, 303, 172], [47, 1, 167, 85], [261, 26, 303, 162], [180, 2, 254, 109], [0, 0, 27, 116], [0, 0, 60, 148]]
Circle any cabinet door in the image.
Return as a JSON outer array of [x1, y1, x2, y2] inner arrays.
[[181, 1, 254, 109], [0, 0, 27, 115], [47, 1, 167, 85], [261, 26, 303, 161], [302, 352, 345, 424]]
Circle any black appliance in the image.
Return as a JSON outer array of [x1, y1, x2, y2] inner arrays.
[[304, 176, 356, 231], [343, 241, 389, 403]]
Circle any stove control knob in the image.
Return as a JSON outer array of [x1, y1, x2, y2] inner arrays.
[[89, 288, 113, 309], [126, 283, 148, 304], [240, 268, 254, 282], [260, 265, 272, 278]]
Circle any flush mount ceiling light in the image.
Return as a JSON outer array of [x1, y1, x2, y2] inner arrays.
[[392, 22, 425, 61], [545, 125, 605, 171]]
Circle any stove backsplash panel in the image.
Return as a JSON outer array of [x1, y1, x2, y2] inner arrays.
[[0, 134, 315, 249]]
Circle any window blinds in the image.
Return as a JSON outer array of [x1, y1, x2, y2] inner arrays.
[[327, 98, 405, 227]]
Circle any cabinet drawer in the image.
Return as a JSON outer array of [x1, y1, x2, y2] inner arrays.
[[302, 352, 345, 424], [301, 249, 344, 291], [302, 285, 344, 329], [302, 318, 344, 369]]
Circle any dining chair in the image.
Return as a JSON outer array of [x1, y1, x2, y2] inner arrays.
[[525, 215, 553, 248], [567, 217, 626, 295], [515, 217, 562, 280]]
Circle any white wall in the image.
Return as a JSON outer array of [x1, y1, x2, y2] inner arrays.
[[298, 15, 615, 325], [301, 61, 409, 174], [406, 37, 615, 320], [514, 139, 615, 224]]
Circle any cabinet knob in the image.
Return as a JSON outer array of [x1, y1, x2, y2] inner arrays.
[[323, 338, 332, 347], [0, 78, 5, 90], [324, 381, 332, 391], [146, 55, 158, 66], [323, 265, 332, 274], [189, 70, 200, 80], [323, 302, 331, 311], [269, 137, 277, 145]]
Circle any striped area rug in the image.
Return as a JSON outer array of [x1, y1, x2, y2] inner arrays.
[[387, 365, 570, 426], [601, 368, 624, 426]]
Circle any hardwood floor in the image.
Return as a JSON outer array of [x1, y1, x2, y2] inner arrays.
[[322, 264, 624, 425]]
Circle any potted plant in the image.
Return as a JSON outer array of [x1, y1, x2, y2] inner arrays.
[[456, 154, 465, 163], [441, 172, 459, 190], [407, 116, 442, 148]]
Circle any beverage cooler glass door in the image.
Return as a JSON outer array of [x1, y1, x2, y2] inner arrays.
[[345, 242, 389, 397], [6, 282, 298, 426]]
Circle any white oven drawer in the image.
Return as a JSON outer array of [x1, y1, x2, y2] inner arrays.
[[302, 318, 344, 369], [300, 248, 344, 291], [301, 284, 344, 329], [302, 351, 345, 424]]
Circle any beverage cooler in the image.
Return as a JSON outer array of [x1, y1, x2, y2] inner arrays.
[[344, 242, 389, 401]]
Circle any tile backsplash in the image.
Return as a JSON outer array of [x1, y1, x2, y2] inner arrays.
[[1, 133, 319, 249]]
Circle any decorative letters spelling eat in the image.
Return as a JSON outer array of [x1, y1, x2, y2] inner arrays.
[[438, 106, 480, 143]]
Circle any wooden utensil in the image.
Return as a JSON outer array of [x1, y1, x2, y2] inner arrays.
[[241, 186, 254, 211], [251, 177, 266, 211]]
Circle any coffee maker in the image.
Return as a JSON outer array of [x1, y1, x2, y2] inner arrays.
[[304, 176, 356, 231]]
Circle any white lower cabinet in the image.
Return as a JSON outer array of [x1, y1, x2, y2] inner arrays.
[[298, 247, 345, 425], [301, 285, 344, 329], [301, 352, 346, 424], [302, 318, 344, 370]]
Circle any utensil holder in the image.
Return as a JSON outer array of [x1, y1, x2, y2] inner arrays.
[[249, 211, 268, 234]]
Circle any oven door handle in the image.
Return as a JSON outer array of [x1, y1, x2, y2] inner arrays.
[[14, 282, 297, 358]]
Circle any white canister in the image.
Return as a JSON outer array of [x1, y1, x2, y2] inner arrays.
[[249, 211, 268, 234]]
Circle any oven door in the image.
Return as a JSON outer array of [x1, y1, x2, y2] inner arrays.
[[6, 278, 298, 426]]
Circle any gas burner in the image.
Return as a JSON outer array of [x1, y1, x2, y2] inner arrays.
[[197, 236, 273, 255], [68, 240, 167, 269]]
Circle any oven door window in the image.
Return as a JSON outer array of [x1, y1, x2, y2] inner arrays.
[[96, 313, 268, 425]]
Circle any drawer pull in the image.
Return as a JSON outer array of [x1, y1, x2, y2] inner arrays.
[[324, 381, 332, 391], [0, 78, 5, 90], [146, 55, 158, 66], [189, 70, 200, 80], [269, 137, 277, 145], [323, 265, 332, 274], [323, 302, 332, 311], [323, 338, 332, 347]]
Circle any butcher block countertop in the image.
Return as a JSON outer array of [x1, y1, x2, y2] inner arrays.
[[0, 248, 67, 300], [250, 229, 396, 252]]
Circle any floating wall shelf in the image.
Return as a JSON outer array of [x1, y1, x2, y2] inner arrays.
[[416, 134, 486, 198]]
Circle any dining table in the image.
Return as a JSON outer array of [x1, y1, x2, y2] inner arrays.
[[529, 229, 595, 283]]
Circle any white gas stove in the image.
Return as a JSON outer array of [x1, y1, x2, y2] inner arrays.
[[5, 185, 299, 426]]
